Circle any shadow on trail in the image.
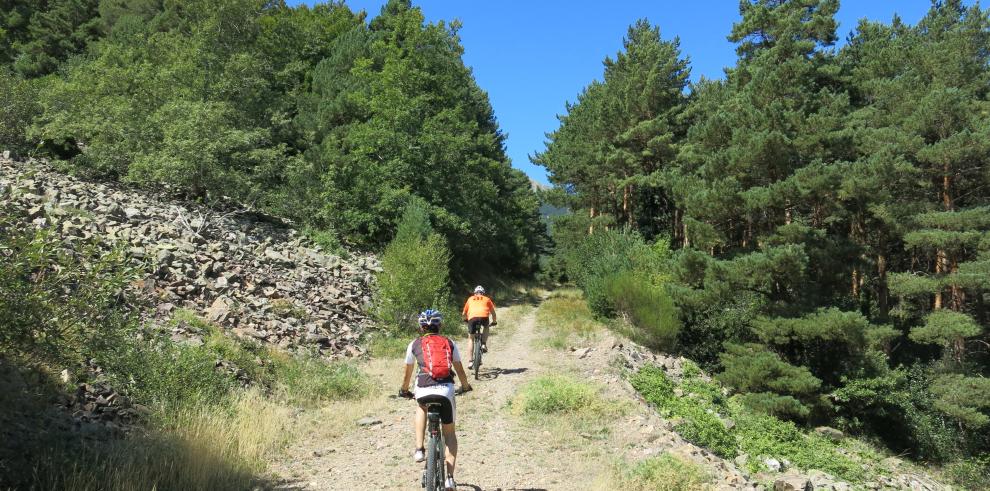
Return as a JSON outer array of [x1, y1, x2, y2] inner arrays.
[[476, 366, 528, 381], [457, 484, 548, 491]]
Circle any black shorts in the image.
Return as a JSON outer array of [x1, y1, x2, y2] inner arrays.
[[467, 317, 490, 334], [417, 394, 454, 424]]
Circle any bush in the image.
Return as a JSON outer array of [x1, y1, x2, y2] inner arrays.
[[170, 312, 369, 406], [374, 200, 452, 331], [629, 366, 737, 458], [616, 454, 713, 491], [0, 213, 137, 368], [0, 69, 40, 154], [512, 375, 602, 416], [606, 270, 681, 350], [945, 455, 990, 491], [630, 364, 867, 481], [734, 411, 863, 481]]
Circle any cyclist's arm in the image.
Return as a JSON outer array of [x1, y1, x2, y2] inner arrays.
[[450, 342, 472, 390], [401, 342, 415, 392], [452, 361, 471, 391], [489, 299, 497, 323], [401, 363, 414, 392]]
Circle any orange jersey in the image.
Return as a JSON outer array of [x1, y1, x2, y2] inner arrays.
[[462, 294, 495, 319]]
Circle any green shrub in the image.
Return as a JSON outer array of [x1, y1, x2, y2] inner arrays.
[[270, 354, 369, 405], [0, 214, 138, 367], [0, 69, 40, 154], [606, 270, 681, 351], [618, 453, 713, 491], [630, 364, 866, 481], [629, 366, 737, 458], [945, 455, 990, 491], [374, 200, 452, 332], [734, 410, 863, 481], [512, 375, 601, 416], [177, 314, 369, 406], [102, 332, 238, 411]]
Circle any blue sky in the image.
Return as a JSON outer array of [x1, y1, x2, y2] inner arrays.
[[290, 1, 934, 185]]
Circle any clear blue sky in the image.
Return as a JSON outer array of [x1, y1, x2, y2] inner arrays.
[[290, 1, 934, 185]]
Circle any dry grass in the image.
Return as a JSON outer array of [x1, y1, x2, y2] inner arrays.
[[535, 289, 602, 349], [596, 453, 714, 491], [45, 390, 293, 491]]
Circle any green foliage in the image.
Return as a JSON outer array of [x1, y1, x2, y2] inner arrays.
[[630, 366, 737, 458], [606, 271, 681, 350], [0, 210, 137, 367], [3, 0, 104, 77], [631, 365, 864, 481], [831, 364, 970, 461], [511, 375, 603, 416], [734, 411, 863, 481], [295, 0, 545, 277], [945, 454, 990, 491], [617, 453, 713, 491], [374, 199, 452, 331], [929, 374, 990, 429], [541, 0, 990, 467], [102, 331, 238, 410], [910, 310, 982, 348], [0, 69, 41, 153], [718, 343, 820, 419]]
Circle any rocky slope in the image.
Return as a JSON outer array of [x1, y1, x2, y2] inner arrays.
[[0, 155, 379, 358]]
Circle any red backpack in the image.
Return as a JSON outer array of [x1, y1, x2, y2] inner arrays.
[[421, 335, 453, 381]]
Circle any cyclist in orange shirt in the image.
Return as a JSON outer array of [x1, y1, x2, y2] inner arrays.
[[462, 285, 497, 369]]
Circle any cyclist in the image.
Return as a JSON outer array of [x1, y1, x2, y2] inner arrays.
[[462, 285, 497, 369], [400, 309, 472, 491]]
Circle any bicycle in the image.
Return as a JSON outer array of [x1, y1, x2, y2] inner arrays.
[[468, 320, 496, 380], [400, 387, 471, 490]]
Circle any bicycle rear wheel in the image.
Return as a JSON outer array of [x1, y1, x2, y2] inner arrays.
[[473, 334, 482, 380], [425, 425, 444, 490]]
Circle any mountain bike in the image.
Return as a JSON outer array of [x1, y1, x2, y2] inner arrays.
[[468, 320, 496, 380], [400, 387, 471, 490]]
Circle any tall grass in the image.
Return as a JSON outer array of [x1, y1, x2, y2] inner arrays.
[[607, 453, 713, 491], [536, 290, 602, 349], [37, 391, 291, 491]]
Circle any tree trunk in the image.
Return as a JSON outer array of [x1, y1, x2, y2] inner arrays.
[[950, 258, 964, 311], [852, 267, 859, 298], [935, 249, 945, 310], [877, 253, 889, 319], [588, 205, 596, 235]]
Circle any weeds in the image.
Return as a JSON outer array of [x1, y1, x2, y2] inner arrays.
[[610, 453, 713, 491], [536, 291, 601, 349]]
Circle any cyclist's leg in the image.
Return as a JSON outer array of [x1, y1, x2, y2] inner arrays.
[[414, 403, 427, 450], [466, 320, 479, 363], [441, 422, 457, 476], [482, 321, 490, 349]]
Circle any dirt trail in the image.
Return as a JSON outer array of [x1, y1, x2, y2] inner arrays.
[[271, 300, 748, 490]]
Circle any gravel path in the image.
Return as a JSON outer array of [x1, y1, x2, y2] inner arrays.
[[270, 300, 749, 490]]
